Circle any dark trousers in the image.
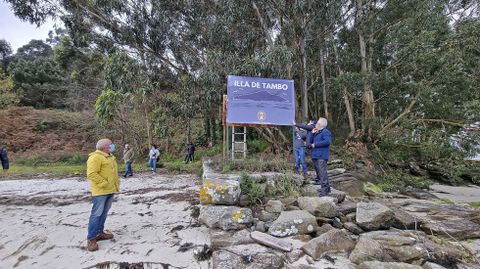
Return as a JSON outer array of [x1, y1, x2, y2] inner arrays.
[[124, 161, 133, 176], [184, 153, 193, 163], [313, 159, 331, 195]]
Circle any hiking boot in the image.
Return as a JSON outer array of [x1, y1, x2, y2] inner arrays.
[[96, 231, 114, 241], [87, 239, 99, 251]]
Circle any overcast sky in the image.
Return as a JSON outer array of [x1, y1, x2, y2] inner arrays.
[[0, 1, 58, 52]]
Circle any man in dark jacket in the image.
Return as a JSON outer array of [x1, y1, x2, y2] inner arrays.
[[0, 146, 9, 172], [184, 142, 195, 164], [308, 118, 332, 196]]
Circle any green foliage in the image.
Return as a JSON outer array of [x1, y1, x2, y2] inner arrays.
[[0, 70, 19, 109], [163, 161, 202, 176], [266, 174, 300, 198], [467, 202, 480, 208], [57, 154, 88, 165], [95, 89, 126, 125], [15, 155, 49, 166], [373, 171, 433, 192], [247, 139, 269, 154], [240, 173, 265, 205]]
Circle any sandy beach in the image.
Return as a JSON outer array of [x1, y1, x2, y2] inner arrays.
[[0, 174, 210, 269]]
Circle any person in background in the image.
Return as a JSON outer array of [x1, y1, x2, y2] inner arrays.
[[293, 117, 317, 138], [0, 146, 9, 173], [123, 144, 134, 177], [184, 142, 195, 164], [86, 138, 120, 251], [148, 145, 160, 173], [292, 126, 308, 178], [308, 118, 332, 196]]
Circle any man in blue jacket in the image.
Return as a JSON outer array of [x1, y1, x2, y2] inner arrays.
[[308, 117, 332, 196], [0, 146, 9, 172]]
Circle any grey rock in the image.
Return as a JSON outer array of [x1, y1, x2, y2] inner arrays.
[[199, 205, 253, 231], [316, 223, 334, 235], [331, 176, 365, 197], [302, 229, 356, 260], [349, 236, 393, 264], [343, 222, 363, 235], [287, 205, 301, 211], [257, 210, 274, 222], [422, 262, 448, 269], [255, 221, 266, 233], [329, 189, 347, 203], [298, 196, 338, 218], [285, 265, 316, 269], [265, 200, 284, 213], [285, 249, 304, 263], [356, 202, 394, 231], [250, 231, 293, 252], [211, 229, 255, 249], [366, 231, 425, 262], [392, 208, 419, 230], [200, 179, 241, 205], [421, 219, 480, 240], [400, 187, 438, 200], [358, 261, 422, 269], [268, 210, 318, 237], [338, 200, 357, 214], [280, 196, 298, 207], [212, 244, 284, 269], [329, 168, 346, 176], [332, 217, 343, 229]]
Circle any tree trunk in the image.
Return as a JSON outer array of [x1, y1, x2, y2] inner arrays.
[[299, 27, 308, 121], [332, 39, 356, 135], [319, 49, 329, 121], [357, 0, 375, 125]]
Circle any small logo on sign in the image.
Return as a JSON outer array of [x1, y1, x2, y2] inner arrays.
[[257, 111, 266, 121]]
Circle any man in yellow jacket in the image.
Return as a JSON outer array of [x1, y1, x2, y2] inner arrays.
[[86, 138, 120, 251]]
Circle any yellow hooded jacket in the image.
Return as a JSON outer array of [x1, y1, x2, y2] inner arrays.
[[87, 150, 120, 196]]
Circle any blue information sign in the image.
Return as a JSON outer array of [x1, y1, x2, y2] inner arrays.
[[226, 75, 295, 126]]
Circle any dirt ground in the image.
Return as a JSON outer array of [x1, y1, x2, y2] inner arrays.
[[0, 173, 210, 269]]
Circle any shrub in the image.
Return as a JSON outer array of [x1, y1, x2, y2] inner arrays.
[[240, 173, 265, 205], [248, 139, 269, 153], [266, 174, 299, 198], [374, 171, 432, 192]]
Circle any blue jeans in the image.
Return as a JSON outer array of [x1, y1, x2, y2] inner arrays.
[[87, 194, 114, 240], [148, 158, 157, 172], [313, 159, 331, 195], [294, 147, 307, 174], [124, 162, 132, 176]]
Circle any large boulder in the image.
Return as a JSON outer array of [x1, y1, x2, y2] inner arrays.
[[212, 244, 284, 269], [356, 202, 394, 231], [358, 261, 422, 269], [199, 205, 253, 230], [199, 179, 241, 205], [302, 229, 356, 260], [349, 236, 393, 264], [211, 229, 255, 249], [392, 208, 419, 230], [350, 230, 428, 264], [250, 231, 293, 252], [421, 219, 480, 240], [297, 196, 338, 218], [268, 210, 318, 237]]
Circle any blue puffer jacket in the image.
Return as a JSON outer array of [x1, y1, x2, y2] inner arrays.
[[0, 147, 9, 170], [308, 128, 332, 160]]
